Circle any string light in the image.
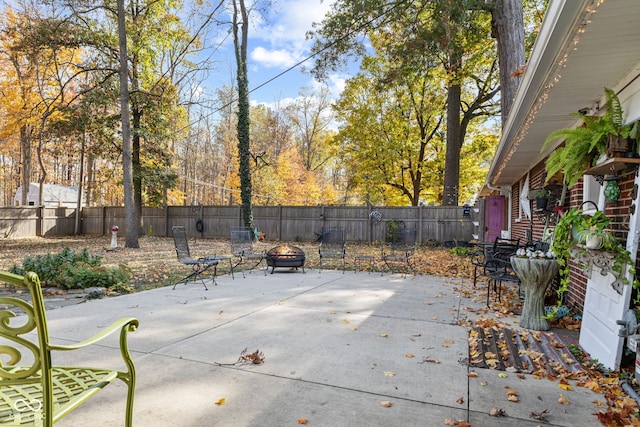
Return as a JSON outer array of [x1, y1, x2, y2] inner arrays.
[[491, 0, 605, 185]]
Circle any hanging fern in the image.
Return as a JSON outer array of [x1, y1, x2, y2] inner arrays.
[[542, 87, 634, 188]]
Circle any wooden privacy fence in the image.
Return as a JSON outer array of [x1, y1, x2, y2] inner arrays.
[[1, 205, 480, 244]]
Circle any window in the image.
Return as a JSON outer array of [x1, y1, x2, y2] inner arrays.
[[582, 175, 603, 213]]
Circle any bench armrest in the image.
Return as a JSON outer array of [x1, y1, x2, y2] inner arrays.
[[48, 317, 139, 351]]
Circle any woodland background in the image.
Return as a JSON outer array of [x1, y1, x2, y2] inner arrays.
[[0, 0, 547, 212]]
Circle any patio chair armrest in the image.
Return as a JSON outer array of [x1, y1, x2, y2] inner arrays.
[[48, 317, 139, 351]]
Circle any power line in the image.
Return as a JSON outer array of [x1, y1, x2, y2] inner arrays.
[[180, 0, 410, 132]]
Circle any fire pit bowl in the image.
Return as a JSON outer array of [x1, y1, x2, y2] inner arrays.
[[266, 245, 306, 274]]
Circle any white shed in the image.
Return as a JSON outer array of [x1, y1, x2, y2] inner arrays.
[[14, 183, 85, 208]]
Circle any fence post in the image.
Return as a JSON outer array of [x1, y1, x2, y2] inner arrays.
[[276, 205, 281, 240], [418, 205, 423, 245], [36, 207, 43, 237]]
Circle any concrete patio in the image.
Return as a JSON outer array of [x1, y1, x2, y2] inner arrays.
[[40, 269, 603, 426]]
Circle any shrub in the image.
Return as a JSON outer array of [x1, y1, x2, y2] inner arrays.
[[10, 247, 129, 290], [57, 263, 131, 290]]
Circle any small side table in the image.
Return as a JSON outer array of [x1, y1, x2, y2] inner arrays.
[[510, 256, 559, 331]]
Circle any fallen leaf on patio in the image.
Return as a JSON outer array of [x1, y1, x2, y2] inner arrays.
[[412, 333, 422, 337], [507, 394, 519, 402], [558, 394, 569, 405], [485, 359, 499, 368], [350, 327, 358, 331], [530, 409, 550, 421], [330, 311, 336, 314], [384, 371, 396, 377], [278, 301, 285, 305], [379, 333, 388, 337], [238, 348, 265, 365], [431, 316, 438, 320], [584, 380, 601, 393], [498, 373, 508, 378], [421, 357, 440, 364], [297, 418, 308, 424], [459, 422, 470, 427], [380, 400, 393, 407], [558, 383, 573, 391], [506, 389, 518, 396], [443, 418, 456, 426], [489, 407, 506, 417], [343, 319, 350, 323], [456, 396, 464, 404], [214, 397, 226, 406], [480, 381, 488, 386], [467, 372, 478, 378], [405, 353, 414, 358]]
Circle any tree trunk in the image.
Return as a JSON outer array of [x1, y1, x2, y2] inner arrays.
[[233, 0, 253, 228], [117, 0, 139, 248], [443, 53, 462, 207], [132, 107, 143, 234], [19, 124, 32, 206], [491, 0, 525, 124]]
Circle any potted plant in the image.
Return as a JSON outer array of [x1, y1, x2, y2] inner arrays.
[[543, 88, 635, 188], [549, 207, 638, 318], [530, 188, 549, 210], [578, 225, 616, 249]]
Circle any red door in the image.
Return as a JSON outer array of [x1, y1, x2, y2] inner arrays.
[[485, 195, 505, 242]]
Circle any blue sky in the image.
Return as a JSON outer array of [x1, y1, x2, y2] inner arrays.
[[202, 0, 354, 107]]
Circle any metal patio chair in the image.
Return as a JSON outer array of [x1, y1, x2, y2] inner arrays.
[[230, 227, 267, 277], [381, 227, 417, 276], [172, 225, 220, 290], [0, 270, 138, 426], [479, 237, 521, 307], [318, 227, 346, 273]]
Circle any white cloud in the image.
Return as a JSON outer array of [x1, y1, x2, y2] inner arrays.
[[248, 0, 334, 70], [252, 0, 333, 44], [250, 46, 299, 68]]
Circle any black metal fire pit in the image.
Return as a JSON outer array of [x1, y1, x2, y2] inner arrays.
[[266, 245, 306, 274]]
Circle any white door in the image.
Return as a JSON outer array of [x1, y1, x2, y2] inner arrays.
[[579, 168, 640, 370], [579, 268, 632, 370]]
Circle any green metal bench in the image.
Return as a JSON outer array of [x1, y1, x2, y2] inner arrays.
[[0, 271, 138, 426]]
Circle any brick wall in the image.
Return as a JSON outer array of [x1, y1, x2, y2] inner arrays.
[[505, 160, 639, 315]]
